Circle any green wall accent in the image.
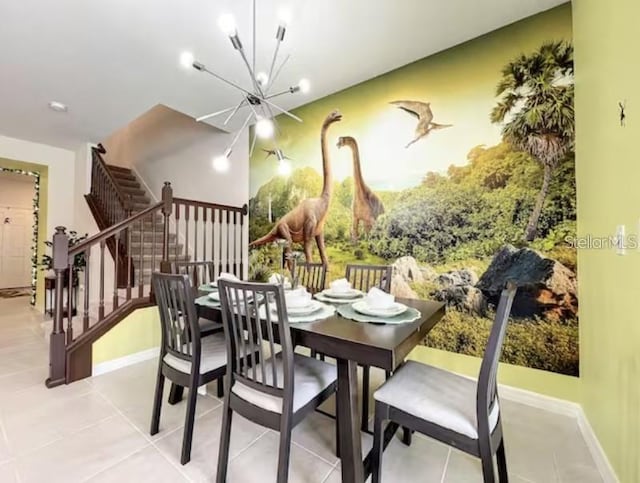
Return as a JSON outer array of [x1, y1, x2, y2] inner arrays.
[[92, 306, 161, 365], [0, 157, 48, 307], [574, 0, 640, 481]]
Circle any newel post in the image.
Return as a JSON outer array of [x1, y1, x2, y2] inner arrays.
[[160, 182, 173, 274], [45, 226, 69, 388]]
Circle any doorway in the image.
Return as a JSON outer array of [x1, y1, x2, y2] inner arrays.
[[0, 171, 36, 300]]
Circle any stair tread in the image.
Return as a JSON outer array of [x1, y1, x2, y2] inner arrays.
[[106, 164, 133, 174]]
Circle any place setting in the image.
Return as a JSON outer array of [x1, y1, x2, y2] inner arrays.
[[314, 278, 365, 304], [195, 272, 246, 308], [259, 286, 335, 323], [337, 287, 421, 324]]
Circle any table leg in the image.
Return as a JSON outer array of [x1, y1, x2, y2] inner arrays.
[[168, 383, 184, 405], [337, 358, 364, 483]]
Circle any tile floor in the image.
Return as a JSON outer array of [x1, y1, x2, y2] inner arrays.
[[0, 297, 603, 482]]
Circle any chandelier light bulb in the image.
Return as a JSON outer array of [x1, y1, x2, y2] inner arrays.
[[218, 14, 237, 36], [179, 51, 195, 70], [213, 153, 230, 172], [298, 78, 310, 94], [256, 71, 269, 87], [277, 8, 292, 27], [255, 118, 275, 139], [278, 159, 291, 176]]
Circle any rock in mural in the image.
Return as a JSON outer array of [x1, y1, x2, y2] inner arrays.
[[477, 244, 578, 320], [391, 274, 418, 299], [392, 256, 436, 284], [433, 284, 487, 315], [436, 268, 479, 287]]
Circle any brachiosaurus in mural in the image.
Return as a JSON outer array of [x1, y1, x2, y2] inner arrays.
[[337, 136, 384, 241], [249, 110, 343, 266]]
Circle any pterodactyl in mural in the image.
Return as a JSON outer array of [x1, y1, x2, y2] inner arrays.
[[337, 136, 384, 241], [249, 110, 343, 267], [262, 148, 295, 161], [391, 100, 452, 148]]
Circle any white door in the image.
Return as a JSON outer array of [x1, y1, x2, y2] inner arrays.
[[0, 208, 33, 289]]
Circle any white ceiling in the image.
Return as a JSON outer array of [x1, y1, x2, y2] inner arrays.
[[0, 0, 567, 150]]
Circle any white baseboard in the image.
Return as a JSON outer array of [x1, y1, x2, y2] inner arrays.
[[498, 384, 619, 483], [92, 346, 159, 377], [576, 408, 620, 483]]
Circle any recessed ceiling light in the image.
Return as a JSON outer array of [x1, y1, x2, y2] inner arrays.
[[48, 101, 68, 113]]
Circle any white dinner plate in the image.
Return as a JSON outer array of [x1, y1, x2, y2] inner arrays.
[[351, 301, 408, 318], [208, 291, 254, 303], [281, 300, 324, 316], [321, 288, 363, 299]]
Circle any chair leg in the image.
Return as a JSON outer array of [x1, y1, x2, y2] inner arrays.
[[401, 427, 413, 446], [180, 384, 199, 465], [276, 425, 292, 483], [216, 397, 234, 483], [371, 402, 385, 483], [150, 368, 165, 435], [319, 353, 325, 361], [310, 349, 317, 359], [217, 377, 224, 398], [335, 412, 340, 458], [496, 439, 508, 482], [361, 365, 370, 432], [479, 441, 496, 483]]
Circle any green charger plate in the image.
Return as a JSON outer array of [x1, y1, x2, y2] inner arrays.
[[337, 303, 421, 324]]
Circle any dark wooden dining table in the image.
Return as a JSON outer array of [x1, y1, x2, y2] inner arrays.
[[196, 296, 445, 483]]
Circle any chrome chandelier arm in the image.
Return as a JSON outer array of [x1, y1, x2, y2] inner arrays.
[[224, 98, 247, 126]]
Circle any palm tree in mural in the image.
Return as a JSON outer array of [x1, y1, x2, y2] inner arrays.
[[491, 41, 574, 241]]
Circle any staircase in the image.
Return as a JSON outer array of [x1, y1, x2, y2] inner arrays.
[[45, 145, 248, 388], [103, 164, 187, 284]]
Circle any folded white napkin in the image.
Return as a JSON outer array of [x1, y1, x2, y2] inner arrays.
[[365, 287, 395, 309], [217, 272, 239, 281], [268, 273, 290, 286], [285, 287, 312, 308], [330, 278, 352, 293]]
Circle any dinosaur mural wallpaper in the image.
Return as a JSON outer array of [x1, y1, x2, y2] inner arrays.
[[249, 5, 578, 376]]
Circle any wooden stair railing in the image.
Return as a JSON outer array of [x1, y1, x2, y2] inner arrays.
[[85, 145, 133, 287], [45, 182, 248, 388]]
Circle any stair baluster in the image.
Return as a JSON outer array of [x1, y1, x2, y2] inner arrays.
[[47, 178, 246, 388]]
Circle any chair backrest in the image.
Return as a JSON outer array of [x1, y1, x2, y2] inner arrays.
[[476, 281, 517, 436], [295, 262, 327, 294], [217, 279, 294, 406], [172, 260, 216, 287], [152, 272, 202, 372], [345, 264, 392, 293]]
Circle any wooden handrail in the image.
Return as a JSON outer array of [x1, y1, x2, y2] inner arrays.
[[69, 201, 163, 257], [91, 145, 132, 212], [47, 178, 250, 389], [173, 197, 248, 215]]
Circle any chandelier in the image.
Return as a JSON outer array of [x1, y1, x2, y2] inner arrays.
[[180, 1, 309, 174]]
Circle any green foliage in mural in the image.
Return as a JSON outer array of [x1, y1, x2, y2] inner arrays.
[[366, 142, 576, 265]]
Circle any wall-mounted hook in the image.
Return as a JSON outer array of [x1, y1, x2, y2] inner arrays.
[[619, 100, 626, 127]]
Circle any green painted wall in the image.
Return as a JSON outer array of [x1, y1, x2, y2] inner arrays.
[[0, 157, 48, 306], [92, 306, 161, 365], [410, 346, 580, 402], [574, 0, 640, 481]]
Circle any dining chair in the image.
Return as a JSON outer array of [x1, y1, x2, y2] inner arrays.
[[216, 279, 338, 483], [150, 272, 228, 465], [371, 281, 517, 483], [173, 260, 224, 338], [173, 260, 216, 286], [345, 263, 392, 293], [294, 261, 327, 294], [345, 263, 393, 434]]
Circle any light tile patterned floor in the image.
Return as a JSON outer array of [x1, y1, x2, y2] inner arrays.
[[0, 297, 603, 482]]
